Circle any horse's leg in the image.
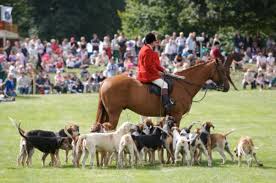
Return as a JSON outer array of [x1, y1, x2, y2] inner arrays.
[[108, 109, 123, 129], [173, 114, 183, 128]]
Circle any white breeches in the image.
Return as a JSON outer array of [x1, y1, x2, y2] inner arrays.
[[152, 78, 168, 89]]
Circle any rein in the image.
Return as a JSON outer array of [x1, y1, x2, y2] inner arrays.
[[192, 88, 208, 103], [166, 74, 208, 103]]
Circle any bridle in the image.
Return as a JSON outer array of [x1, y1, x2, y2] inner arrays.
[[212, 60, 228, 92]]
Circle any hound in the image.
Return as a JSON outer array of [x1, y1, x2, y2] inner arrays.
[[234, 136, 263, 167], [76, 122, 137, 168]]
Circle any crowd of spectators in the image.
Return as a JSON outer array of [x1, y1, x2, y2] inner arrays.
[[0, 31, 276, 99]]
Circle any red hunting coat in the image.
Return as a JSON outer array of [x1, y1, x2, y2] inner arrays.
[[137, 45, 164, 83]]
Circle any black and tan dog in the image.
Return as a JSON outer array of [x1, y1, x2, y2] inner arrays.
[[10, 118, 79, 167], [131, 116, 176, 164], [17, 123, 71, 167], [190, 122, 214, 167]]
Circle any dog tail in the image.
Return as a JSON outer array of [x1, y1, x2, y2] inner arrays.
[[17, 123, 28, 140], [223, 129, 235, 137], [75, 135, 86, 156], [9, 117, 26, 135]]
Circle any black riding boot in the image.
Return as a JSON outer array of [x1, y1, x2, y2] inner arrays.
[[161, 89, 175, 114]]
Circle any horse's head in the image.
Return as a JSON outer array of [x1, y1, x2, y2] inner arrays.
[[223, 51, 244, 90], [210, 59, 230, 92]]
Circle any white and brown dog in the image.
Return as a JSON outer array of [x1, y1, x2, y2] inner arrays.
[[234, 136, 263, 167], [76, 122, 137, 168], [171, 127, 191, 166], [210, 129, 235, 164], [118, 133, 140, 168]]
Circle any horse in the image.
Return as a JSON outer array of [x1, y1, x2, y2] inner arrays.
[[94, 52, 243, 129]]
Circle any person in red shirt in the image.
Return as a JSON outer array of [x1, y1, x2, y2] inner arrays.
[[210, 41, 224, 62], [137, 33, 174, 114]]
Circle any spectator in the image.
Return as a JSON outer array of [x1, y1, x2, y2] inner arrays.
[[160, 35, 170, 52], [106, 58, 118, 77], [124, 57, 134, 71], [159, 52, 170, 68], [242, 69, 256, 89], [35, 72, 47, 94], [164, 38, 177, 61], [80, 65, 90, 80], [4, 73, 16, 97], [185, 32, 196, 56], [91, 33, 100, 52], [70, 37, 78, 55], [135, 36, 143, 56], [17, 72, 31, 94], [256, 69, 265, 90], [173, 55, 183, 73], [90, 50, 98, 65], [111, 34, 120, 62], [102, 36, 112, 59], [4, 40, 12, 60], [256, 52, 267, 70], [234, 31, 244, 52], [118, 32, 127, 61], [266, 52, 275, 71], [53, 71, 66, 94], [175, 32, 186, 55], [95, 50, 109, 66], [79, 44, 89, 65]]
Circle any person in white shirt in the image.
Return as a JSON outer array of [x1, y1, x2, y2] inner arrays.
[[242, 69, 256, 89], [256, 52, 267, 70], [164, 38, 177, 61], [175, 32, 186, 55], [266, 52, 275, 71], [159, 52, 170, 68], [17, 72, 31, 94], [185, 32, 196, 55]]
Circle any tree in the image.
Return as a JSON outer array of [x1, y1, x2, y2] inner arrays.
[[120, 0, 276, 38]]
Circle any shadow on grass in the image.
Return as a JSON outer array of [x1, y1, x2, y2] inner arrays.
[[16, 95, 41, 100]]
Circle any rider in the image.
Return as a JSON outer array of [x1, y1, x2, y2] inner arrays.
[[137, 33, 174, 114], [210, 41, 224, 62]]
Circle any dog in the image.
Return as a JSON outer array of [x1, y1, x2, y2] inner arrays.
[[73, 122, 112, 167], [10, 117, 79, 166], [171, 127, 191, 166], [131, 116, 176, 164], [190, 122, 214, 167], [210, 129, 235, 164], [17, 123, 71, 167], [234, 136, 263, 167], [118, 133, 140, 168], [76, 122, 137, 168]]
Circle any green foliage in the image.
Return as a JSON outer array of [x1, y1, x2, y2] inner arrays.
[[120, 0, 276, 38], [1, 0, 33, 37], [26, 0, 125, 39]]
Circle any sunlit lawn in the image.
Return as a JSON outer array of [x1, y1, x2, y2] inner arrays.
[[0, 89, 276, 183]]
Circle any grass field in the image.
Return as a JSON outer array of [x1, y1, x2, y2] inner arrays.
[[0, 90, 276, 183]]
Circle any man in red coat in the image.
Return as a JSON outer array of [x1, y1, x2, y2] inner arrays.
[[137, 33, 174, 114]]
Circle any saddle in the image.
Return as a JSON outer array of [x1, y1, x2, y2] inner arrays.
[[147, 76, 173, 96]]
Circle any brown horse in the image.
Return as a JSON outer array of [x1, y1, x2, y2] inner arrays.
[[95, 53, 242, 129]]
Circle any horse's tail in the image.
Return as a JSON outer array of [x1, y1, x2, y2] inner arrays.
[[96, 88, 109, 123]]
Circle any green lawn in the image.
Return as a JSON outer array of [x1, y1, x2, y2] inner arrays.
[[0, 90, 276, 183]]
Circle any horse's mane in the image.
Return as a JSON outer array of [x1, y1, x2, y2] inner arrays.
[[175, 59, 214, 76]]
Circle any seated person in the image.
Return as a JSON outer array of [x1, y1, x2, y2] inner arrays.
[[242, 69, 256, 89], [4, 73, 16, 97], [256, 69, 265, 90], [35, 72, 47, 94], [17, 72, 31, 94], [53, 70, 67, 93]]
